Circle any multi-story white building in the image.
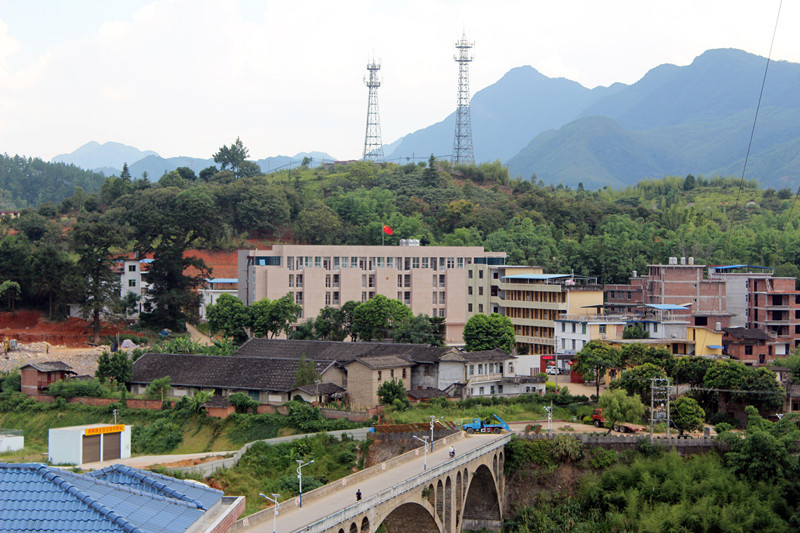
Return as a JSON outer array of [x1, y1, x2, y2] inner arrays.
[[238, 242, 506, 344]]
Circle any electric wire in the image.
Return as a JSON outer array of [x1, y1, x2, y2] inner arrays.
[[724, 0, 783, 259]]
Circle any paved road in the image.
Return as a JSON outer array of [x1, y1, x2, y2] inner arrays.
[[239, 433, 505, 533], [81, 450, 234, 470]]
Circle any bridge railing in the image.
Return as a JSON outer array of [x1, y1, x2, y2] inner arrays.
[[292, 434, 511, 533]]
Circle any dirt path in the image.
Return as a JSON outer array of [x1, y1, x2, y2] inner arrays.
[[186, 323, 213, 346]]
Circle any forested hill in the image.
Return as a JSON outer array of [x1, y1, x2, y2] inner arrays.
[[0, 154, 106, 209]]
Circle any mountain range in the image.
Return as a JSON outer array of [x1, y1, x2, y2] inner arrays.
[[51, 48, 800, 189], [52, 141, 336, 180], [388, 48, 800, 189]]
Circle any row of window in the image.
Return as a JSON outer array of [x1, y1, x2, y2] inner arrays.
[[560, 338, 586, 351], [377, 368, 407, 381], [505, 307, 561, 321], [286, 256, 469, 271], [505, 290, 566, 303], [560, 322, 588, 334], [608, 290, 634, 300], [467, 362, 507, 376], [514, 325, 554, 339], [471, 384, 503, 396]]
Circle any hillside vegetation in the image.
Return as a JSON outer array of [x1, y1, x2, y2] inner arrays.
[[3, 152, 800, 327]]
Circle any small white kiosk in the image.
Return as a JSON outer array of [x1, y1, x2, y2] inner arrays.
[[48, 424, 131, 466]]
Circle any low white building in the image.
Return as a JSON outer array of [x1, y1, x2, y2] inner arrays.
[[48, 424, 131, 466]]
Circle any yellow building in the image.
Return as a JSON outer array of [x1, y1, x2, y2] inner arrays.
[[467, 265, 603, 359]]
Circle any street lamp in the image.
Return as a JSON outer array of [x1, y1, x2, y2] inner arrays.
[[258, 493, 280, 533], [412, 435, 429, 471], [429, 415, 443, 452], [296, 459, 314, 507]]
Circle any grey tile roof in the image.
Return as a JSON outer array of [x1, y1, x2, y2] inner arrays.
[[130, 353, 335, 393], [22, 361, 76, 373], [0, 463, 221, 533], [457, 349, 514, 362], [293, 382, 346, 395], [407, 387, 449, 399], [352, 355, 412, 370], [723, 327, 771, 341], [234, 338, 456, 363]]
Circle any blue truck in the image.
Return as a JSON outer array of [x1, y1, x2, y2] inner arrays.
[[462, 414, 511, 434]]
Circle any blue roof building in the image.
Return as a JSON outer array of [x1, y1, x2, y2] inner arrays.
[[0, 463, 243, 533]]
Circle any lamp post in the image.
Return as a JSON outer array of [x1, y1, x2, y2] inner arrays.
[[429, 415, 443, 452], [258, 493, 280, 533], [296, 459, 314, 507], [412, 435, 429, 471]]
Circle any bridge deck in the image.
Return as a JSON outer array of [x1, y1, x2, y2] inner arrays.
[[237, 433, 507, 533]]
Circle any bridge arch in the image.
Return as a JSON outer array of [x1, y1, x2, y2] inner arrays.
[[379, 501, 441, 533], [461, 463, 502, 528]]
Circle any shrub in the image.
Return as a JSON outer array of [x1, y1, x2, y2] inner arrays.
[[714, 422, 733, 434], [48, 378, 104, 399], [551, 435, 584, 463], [1, 371, 21, 393], [228, 392, 259, 414], [588, 448, 618, 469], [132, 419, 183, 454]]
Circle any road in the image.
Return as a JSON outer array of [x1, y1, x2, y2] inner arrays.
[[238, 433, 503, 533]]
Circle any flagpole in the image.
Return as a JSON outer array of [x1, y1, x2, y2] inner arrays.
[[382, 220, 384, 246]]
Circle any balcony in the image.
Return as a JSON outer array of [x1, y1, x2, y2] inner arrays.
[[468, 373, 505, 384]]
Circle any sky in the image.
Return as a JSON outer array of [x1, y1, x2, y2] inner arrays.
[[0, 0, 798, 162]]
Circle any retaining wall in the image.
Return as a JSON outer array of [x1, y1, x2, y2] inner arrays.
[[170, 427, 376, 478]]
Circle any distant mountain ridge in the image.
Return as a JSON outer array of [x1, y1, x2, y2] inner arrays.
[[52, 142, 337, 180], [390, 48, 800, 189]]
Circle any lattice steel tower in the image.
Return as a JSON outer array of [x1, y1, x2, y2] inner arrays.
[[452, 32, 475, 165], [362, 59, 384, 162]]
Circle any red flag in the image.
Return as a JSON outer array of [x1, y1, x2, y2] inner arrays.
[[382, 224, 393, 235]]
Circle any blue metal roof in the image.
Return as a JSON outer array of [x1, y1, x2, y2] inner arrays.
[[501, 274, 570, 281], [205, 278, 238, 284], [87, 464, 222, 511], [707, 345, 725, 350], [711, 264, 772, 271], [0, 463, 222, 533], [645, 304, 689, 310]]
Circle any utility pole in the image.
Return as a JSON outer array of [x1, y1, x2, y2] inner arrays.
[[452, 32, 475, 165], [258, 493, 280, 533], [362, 58, 384, 162], [296, 459, 314, 507]]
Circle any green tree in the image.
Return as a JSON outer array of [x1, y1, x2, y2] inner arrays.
[[206, 293, 251, 343], [71, 212, 126, 343], [250, 294, 302, 339], [351, 295, 413, 342], [462, 313, 515, 353], [312, 306, 350, 341], [31, 241, 77, 320], [377, 378, 409, 410], [597, 389, 646, 432], [95, 351, 133, 386], [671, 355, 712, 387], [0, 280, 21, 312], [612, 363, 666, 402], [293, 354, 321, 388], [145, 376, 171, 401], [622, 323, 650, 339], [574, 341, 620, 398], [121, 187, 221, 330], [213, 137, 250, 177], [392, 314, 445, 346], [672, 396, 705, 435]]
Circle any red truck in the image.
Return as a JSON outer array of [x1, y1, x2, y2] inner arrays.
[[592, 409, 646, 433]]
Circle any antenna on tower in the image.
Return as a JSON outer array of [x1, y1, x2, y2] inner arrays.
[[362, 57, 384, 162], [452, 32, 474, 165]]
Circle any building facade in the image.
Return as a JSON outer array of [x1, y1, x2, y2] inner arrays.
[[238, 243, 506, 344]]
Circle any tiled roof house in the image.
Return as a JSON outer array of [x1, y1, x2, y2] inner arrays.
[[0, 462, 243, 532]]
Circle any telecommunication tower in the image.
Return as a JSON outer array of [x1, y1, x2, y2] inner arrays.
[[452, 32, 475, 165], [362, 59, 384, 162]]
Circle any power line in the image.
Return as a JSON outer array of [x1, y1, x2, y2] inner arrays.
[[724, 0, 783, 258]]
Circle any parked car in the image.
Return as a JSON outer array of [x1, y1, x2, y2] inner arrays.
[[546, 366, 563, 375]]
